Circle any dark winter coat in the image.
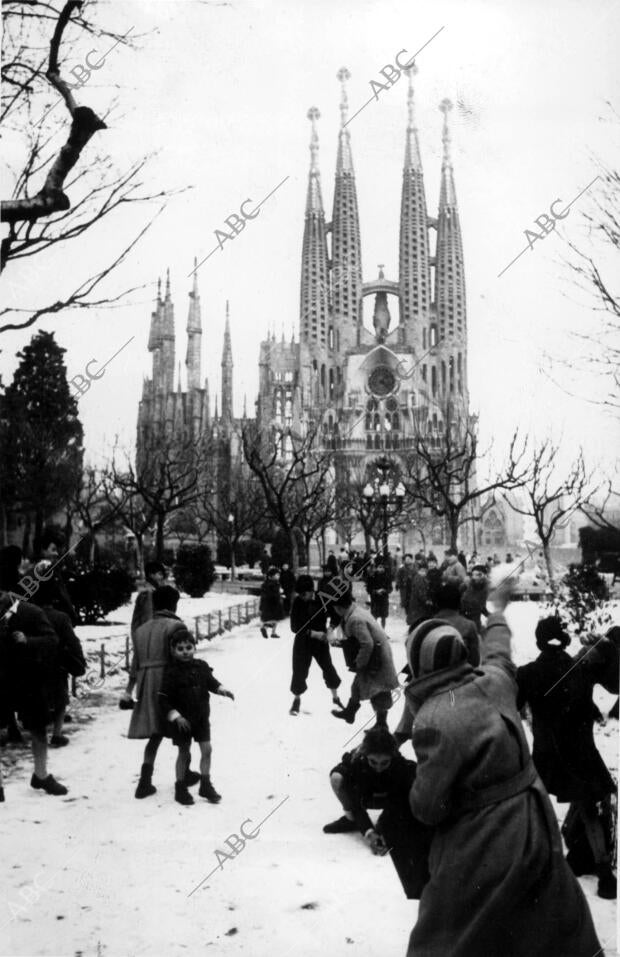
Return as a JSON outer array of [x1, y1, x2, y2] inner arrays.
[[575, 637, 619, 695], [459, 581, 489, 632], [334, 748, 417, 832], [516, 647, 614, 803], [0, 601, 59, 730], [366, 569, 392, 620], [38, 606, 86, 678], [425, 568, 442, 610], [159, 657, 221, 736], [404, 613, 601, 957], [405, 574, 433, 627], [34, 568, 79, 626], [290, 595, 327, 638], [259, 579, 284, 622], [338, 603, 398, 700], [395, 565, 415, 608]]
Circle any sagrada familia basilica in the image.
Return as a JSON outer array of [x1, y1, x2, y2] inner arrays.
[[135, 66, 501, 550]]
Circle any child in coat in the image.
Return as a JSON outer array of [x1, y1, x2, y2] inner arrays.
[[259, 566, 284, 638], [288, 574, 342, 716], [323, 727, 431, 899], [159, 629, 234, 806]]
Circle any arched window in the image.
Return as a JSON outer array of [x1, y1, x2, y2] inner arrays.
[[329, 368, 334, 400], [441, 361, 446, 394], [320, 364, 326, 393], [423, 328, 427, 349], [431, 366, 437, 397], [328, 326, 334, 349], [449, 356, 455, 393], [430, 325, 437, 346]]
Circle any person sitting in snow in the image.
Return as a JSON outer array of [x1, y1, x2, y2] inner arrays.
[[159, 629, 234, 806], [323, 727, 432, 899]]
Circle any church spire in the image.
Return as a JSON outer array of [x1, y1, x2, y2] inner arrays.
[[160, 267, 175, 395], [331, 67, 363, 353], [221, 300, 233, 426], [404, 63, 422, 170], [300, 106, 329, 350], [435, 98, 467, 399], [186, 256, 202, 391], [398, 64, 431, 349]]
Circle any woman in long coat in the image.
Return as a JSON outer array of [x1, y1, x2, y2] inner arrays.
[[517, 617, 616, 898], [404, 592, 601, 957]]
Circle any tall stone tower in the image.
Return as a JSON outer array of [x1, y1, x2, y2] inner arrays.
[[221, 301, 233, 427]]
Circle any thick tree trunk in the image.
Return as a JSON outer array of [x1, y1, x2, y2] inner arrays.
[[289, 529, 299, 576], [155, 514, 165, 561]]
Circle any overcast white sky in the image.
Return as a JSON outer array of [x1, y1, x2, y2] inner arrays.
[[1, 0, 619, 478]]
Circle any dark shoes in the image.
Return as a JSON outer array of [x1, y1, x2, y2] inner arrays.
[[135, 763, 156, 799], [289, 697, 301, 716], [597, 864, 617, 899], [323, 815, 358, 834], [0, 786, 4, 803], [199, 776, 221, 803], [271, 632, 281, 639], [260, 626, 269, 638], [49, 734, 69, 748], [31, 773, 68, 796], [331, 696, 345, 710], [174, 782, 195, 806], [184, 769, 201, 787], [331, 702, 360, 725]]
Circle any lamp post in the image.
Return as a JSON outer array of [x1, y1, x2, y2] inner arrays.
[[228, 511, 236, 582], [362, 457, 406, 557]]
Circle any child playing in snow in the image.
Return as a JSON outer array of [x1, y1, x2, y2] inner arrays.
[[259, 566, 284, 639], [159, 629, 234, 806], [288, 574, 343, 716], [323, 727, 431, 899]]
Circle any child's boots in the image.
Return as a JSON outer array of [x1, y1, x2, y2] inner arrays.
[[175, 781, 195, 806], [135, 763, 156, 799], [199, 776, 221, 803]]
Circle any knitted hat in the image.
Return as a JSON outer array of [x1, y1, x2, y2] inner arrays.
[[408, 618, 467, 679], [296, 574, 314, 593], [535, 616, 570, 650]]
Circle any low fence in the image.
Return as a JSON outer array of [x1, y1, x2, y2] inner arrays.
[[72, 598, 261, 696]]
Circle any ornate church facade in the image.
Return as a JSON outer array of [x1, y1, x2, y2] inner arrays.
[[136, 66, 474, 552]]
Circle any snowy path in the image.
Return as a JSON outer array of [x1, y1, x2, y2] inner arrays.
[[0, 604, 618, 957]]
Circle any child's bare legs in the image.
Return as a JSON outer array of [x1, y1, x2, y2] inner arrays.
[[198, 740, 221, 802], [198, 740, 212, 778], [143, 733, 163, 766], [175, 741, 191, 782], [31, 731, 48, 778]]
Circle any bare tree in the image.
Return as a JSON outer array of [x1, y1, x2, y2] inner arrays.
[[560, 112, 620, 408], [510, 440, 598, 591], [242, 422, 334, 575], [1, 0, 180, 332], [403, 399, 528, 550], [195, 464, 266, 581]]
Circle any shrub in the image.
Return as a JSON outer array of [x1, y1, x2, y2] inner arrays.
[[174, 544, 215, 597], [65, 559, 135, 624], [545, 562, 612, 639]]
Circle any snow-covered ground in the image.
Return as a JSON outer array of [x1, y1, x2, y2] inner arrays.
[[0, 600, 618, 957]]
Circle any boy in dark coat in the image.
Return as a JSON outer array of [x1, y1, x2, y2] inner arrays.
[[517, 616, 616, 899], [365, 559, 392, 627], [159, 630, 234, 806], [323, 727, 432, 899], [403, 586, 601, 957], [259, 566, 284, 638], [0, 590, 68, 796], [288, 575, 342, 716], [459, 563, 490, 633]]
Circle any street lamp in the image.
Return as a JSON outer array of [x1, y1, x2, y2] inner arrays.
[[228, 511, 236, 582], [362, 460, 406, 557]]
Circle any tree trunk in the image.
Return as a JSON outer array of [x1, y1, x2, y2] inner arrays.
[[542, 540, 556, 595], [155, 513, 165, 561], [135, 534, 145, 580], [230, 537, 236, 582], [449, 514, 459, 551], [289, 529, 299, 576]]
